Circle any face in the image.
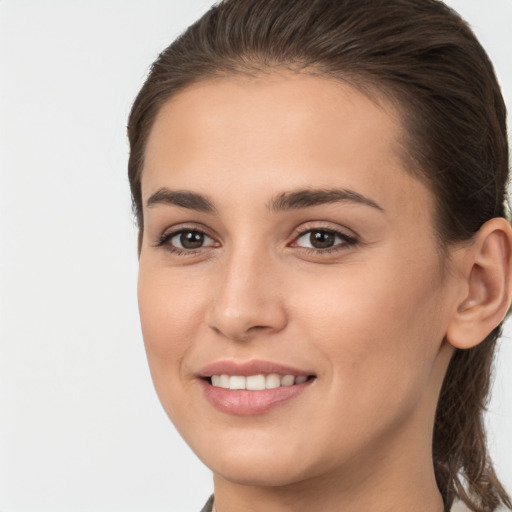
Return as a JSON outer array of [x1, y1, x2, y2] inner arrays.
[[138, 74, 457, 487]]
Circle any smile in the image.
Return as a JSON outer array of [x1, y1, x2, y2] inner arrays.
[[198, 362, 316, 415], [210, 374, 309, 390]]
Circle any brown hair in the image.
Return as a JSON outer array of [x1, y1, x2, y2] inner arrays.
[[127, 1, 511, 510]]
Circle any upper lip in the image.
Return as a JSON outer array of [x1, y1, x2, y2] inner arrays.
[[197, 359, 315, 378]]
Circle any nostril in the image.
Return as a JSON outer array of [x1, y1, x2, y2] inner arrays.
[[205, 293, 288, 342], [247, 325, 271, 333]]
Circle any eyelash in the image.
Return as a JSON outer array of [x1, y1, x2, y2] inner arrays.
[[154, 226, 358, 256], [291, 227, 358, 255], [154, 228, 217, 256]]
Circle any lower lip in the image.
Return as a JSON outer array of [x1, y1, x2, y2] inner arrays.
[[199, 378, 313, 416]]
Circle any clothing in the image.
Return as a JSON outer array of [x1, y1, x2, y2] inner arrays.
[[200, 495, 509, 511], [451, 502, 509, 512], [451, 502, 472, 512], [200, 495, 214, 512]]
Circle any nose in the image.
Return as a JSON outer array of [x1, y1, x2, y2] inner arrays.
[[205, 248, 288, 342]]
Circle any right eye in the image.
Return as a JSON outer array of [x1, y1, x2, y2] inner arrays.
[[156, 229, 218, 254]]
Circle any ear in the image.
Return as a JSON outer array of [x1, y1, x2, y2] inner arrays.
[[446, 217, 512, 350]]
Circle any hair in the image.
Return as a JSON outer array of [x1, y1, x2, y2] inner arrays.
[[127, 0, 511, 510]]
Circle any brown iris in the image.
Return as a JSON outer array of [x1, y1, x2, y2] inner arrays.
[[310, 230, 336, 249], [180, 231, 204, 249]]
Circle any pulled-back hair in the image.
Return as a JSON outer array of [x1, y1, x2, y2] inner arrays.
[[127, 1, 510, 510]]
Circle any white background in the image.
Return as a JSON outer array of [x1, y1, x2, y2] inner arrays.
[[0, 1, 511, 511]]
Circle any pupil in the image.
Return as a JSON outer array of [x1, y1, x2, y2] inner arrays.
[[180, 231, 204, 249], [310, 231, 335, 249]]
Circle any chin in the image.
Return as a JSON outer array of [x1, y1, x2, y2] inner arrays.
[[210, 457, 313, 488], [190, 431, 336, 488]]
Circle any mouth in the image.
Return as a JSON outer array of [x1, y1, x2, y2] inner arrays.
[[206, 373, 314, 390], [197, 361, 316, 415]]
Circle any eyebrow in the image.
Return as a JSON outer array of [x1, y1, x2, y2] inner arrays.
[[268, 188, 384, 213], [145, 187, 384, 214], [146, 188, 216, 213]]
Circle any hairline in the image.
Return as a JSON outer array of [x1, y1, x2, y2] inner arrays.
[[134, 64, 454, 258]]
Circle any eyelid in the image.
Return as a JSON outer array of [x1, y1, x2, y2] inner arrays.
[[288, 222, 359, 252], [153, 223, 220, 253], [152, 221, 358, 256], [289, 221, 358, 241]]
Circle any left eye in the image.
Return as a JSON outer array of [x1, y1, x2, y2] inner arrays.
[[293, 229, 354, 250], [167, 230, 216, 250]]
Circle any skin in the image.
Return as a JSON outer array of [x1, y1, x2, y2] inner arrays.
[[137, 73, 508, 512]]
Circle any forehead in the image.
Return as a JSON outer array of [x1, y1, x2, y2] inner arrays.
[[145, 73, 401, 172], [142, 73, 433, 225]]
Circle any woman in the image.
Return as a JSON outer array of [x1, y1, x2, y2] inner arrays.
[[127, 0, 512, 510]]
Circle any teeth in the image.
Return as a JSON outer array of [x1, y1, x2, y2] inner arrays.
[[266, 373, 281, 389], [229, 375, 246, 390], [246, 375, 266, 391], [210, 373, 309, 390], [281, 374, 295, 386]]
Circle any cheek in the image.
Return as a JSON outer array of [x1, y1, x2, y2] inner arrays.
[[137, 265, 206, 384], [136, 264, 217, 429], [291, 255, 447, 408]]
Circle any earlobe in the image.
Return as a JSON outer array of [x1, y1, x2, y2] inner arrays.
[[446, 217, 512, 350]]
